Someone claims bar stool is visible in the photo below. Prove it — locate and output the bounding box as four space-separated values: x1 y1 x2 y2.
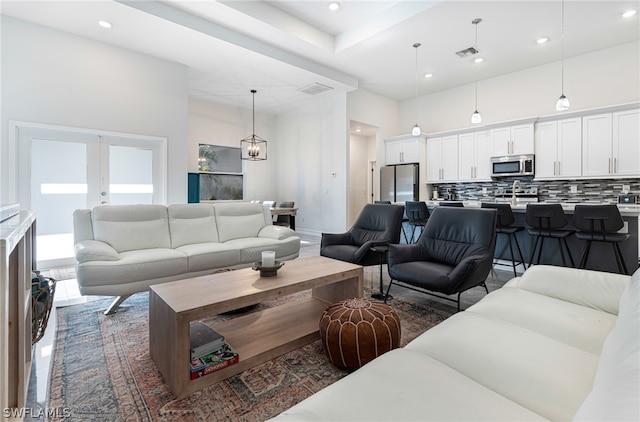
525 204 575 268
405 201 429 243
572 204 630 275
481 203 526 277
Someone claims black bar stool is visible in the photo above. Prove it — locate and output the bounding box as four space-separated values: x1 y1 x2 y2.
572 204 630 275
525 204 575 268
481 203 526 277
405 201 430 243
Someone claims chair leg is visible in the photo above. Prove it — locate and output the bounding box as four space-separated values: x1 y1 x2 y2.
613 242 629 275
579 240 592 269
457 292 461 312
528 236 539 269
536 237 545 265
507 233 517 278
482 282 489 294
558 238 567 267
512 234 526 274
562 238 575 267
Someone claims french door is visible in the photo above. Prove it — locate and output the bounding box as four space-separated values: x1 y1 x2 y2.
17 124 166 268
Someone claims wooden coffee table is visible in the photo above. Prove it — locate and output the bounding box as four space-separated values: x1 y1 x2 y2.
149 256 363 398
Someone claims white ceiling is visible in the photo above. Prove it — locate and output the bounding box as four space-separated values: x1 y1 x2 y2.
2 0 639 116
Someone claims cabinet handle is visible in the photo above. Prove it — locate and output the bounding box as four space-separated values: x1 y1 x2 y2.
608 158 612 174
558 161 561 175
614 157 617 174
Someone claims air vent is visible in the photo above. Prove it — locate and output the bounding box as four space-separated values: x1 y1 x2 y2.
298 82 334 95
455 46 479 58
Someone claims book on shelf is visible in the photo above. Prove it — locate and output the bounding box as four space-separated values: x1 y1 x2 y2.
189 343 240 380
190 321 225 360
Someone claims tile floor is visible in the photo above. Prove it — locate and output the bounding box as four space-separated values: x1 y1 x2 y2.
27 233 517 413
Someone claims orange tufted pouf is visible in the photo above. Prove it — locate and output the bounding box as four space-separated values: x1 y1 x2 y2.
319 297 401 370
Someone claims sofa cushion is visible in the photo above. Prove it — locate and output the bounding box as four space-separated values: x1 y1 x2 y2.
466 287 617 354
273 348 547 421
506 265 628 315
176 243 240 272
573 269 639 421
76 248 188 286
405 311 599 421
91 204 171 252
214 203 271 242
223 237 301 264
168 204 219 247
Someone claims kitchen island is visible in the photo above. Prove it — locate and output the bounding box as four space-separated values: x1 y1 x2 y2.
427 201 639 274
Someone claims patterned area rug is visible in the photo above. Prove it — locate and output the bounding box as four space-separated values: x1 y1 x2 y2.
47 290 452 421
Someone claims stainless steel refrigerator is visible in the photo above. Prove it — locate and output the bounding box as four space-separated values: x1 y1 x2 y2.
380 163 419 203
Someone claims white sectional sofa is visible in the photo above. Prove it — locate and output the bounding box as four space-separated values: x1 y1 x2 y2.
272 265 639 421
73 202 300 314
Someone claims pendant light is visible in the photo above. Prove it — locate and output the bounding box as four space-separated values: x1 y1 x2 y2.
411 43 421 136
471 18 482 124
241 89 267 161
556 0 570 111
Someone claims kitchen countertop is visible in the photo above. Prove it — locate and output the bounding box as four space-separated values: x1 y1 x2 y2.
426 201 640 217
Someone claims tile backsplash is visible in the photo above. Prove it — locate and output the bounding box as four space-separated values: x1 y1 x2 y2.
432 177 639 203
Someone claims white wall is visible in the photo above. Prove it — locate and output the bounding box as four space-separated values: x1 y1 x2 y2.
1 16 189 204
188 97 278 201
277 94 348 234
398 41 640 134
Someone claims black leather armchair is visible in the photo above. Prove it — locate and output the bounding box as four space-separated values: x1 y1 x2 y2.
320 203 405 266
385 207 497 311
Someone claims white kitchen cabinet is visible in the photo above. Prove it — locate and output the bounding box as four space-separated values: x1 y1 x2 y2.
458 130 491 181
612 109 640 177
384 135 420 165
534 117 582 179
582 110 639 178
427 135 458 182
492 123 534 156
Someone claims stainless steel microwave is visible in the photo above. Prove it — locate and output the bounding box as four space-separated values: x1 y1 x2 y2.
491 154 535 177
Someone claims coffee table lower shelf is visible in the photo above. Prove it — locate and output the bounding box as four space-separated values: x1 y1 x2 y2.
153 296 330 398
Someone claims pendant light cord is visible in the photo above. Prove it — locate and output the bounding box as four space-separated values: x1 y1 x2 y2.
251 89 256 136
560 0 565 94
413 43 420 125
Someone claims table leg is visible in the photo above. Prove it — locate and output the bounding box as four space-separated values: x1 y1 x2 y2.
371 251 392 301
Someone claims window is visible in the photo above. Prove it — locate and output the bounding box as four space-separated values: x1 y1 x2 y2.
198 144 243 200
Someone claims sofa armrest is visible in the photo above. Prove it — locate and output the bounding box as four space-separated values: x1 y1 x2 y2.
74 240 120 263
507 265 630 315
258 225 297 241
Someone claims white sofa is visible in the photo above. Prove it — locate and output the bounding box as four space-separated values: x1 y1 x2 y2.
272 265 639 421
73 202 300 314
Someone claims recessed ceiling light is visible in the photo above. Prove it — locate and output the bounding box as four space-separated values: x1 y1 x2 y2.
622 10 637 18
424 73 433 78
328 2 340 11
537 37 549 44
474 57 484 64
355 128 362 133
98 20 112 29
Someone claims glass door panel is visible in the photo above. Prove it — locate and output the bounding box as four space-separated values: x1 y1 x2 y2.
30 138 90 267
107 144 154 205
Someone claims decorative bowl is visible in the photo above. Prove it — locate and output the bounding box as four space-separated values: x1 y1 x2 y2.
251 260 284 277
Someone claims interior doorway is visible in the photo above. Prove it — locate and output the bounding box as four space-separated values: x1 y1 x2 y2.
15 122 166 269
348 120 379 227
